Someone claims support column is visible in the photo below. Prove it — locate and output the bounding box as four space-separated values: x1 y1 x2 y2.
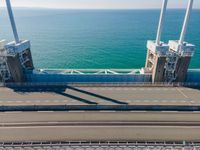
144 0 169 83
168 0 195 82
179 0 194 45
5 0 20 44
156 0 168 45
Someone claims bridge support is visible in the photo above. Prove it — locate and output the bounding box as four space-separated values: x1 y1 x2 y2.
168 0 195 82
144 0 195 83
0 0 34 83
144 0 169 83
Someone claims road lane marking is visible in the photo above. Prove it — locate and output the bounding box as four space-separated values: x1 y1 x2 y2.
176 88 189 99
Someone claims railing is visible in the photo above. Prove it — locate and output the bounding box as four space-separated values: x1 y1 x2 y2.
0 141 199 149
37 69 142 75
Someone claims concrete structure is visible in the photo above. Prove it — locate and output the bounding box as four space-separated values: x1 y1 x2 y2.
1 86 200 107
145 0 169 83
0 0 34 83
167 0 195 83
0 111 200 145
145 0 195 83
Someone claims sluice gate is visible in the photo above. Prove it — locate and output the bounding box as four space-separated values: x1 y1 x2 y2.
0 0 198 85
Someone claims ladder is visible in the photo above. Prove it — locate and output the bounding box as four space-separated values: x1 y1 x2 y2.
164 52 179 83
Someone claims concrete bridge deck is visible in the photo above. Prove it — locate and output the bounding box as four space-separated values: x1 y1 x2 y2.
0 86 200 106
0 111 200 142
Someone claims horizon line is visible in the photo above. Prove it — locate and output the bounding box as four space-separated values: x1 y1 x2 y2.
0 6 200 10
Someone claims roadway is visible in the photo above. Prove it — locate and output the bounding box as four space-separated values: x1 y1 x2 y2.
0 86 200 106
0 111 200 142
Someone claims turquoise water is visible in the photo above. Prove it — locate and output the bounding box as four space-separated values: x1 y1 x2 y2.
0 9 199 69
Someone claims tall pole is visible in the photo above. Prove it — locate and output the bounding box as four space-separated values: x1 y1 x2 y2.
156 0 168 45
5 0 20 44
179 0 194 45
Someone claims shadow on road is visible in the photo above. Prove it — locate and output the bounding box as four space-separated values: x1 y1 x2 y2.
7 85 128 105
68 86 128 105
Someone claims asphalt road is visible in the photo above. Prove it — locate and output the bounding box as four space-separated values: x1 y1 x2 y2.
0 86 200 106
0 111 200 142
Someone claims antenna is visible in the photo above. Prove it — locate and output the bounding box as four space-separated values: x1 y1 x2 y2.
179 0 194 45
5 0 20 44
156 0 168 45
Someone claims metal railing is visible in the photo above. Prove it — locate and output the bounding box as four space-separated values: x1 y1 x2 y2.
37 69 142 75
0 141 199 149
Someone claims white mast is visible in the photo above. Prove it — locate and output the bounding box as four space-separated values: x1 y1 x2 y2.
179 0 194 45
5 0 20 44
156 0 168 45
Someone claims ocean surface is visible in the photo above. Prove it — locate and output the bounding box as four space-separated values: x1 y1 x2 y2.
0 8 199 69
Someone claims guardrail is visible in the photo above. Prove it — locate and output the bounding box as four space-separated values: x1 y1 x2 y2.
0 141 199 148
1 105 200 112
37 69 142 75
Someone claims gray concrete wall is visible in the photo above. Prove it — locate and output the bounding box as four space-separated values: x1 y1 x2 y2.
7 54 25 82
152 56 166 83
175 57 191 82
23 49 34 70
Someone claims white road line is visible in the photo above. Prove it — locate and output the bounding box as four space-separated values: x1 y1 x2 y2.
176 88 189 99
4 111 22 113
37 111 54 113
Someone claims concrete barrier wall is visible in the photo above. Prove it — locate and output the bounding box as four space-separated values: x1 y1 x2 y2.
186 70 200 82
1 105 200 112
25 70 200 84
26 74 152 83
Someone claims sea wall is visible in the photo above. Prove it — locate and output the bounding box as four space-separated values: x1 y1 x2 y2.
24 69 200 85
26 73 152 83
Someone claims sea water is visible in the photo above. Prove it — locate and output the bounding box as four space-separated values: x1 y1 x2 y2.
0 9 199 69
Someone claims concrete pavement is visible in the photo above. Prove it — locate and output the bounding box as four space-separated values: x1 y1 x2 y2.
0 86 200 106
0 111 200 142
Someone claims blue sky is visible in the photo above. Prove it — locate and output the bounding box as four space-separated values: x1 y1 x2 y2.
2 0 200 9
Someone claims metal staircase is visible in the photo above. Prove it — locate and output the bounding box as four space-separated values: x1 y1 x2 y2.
19 51 30 69
164 52 179 83
0 54 11 82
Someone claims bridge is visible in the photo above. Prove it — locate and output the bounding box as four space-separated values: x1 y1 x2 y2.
0 0 200 148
